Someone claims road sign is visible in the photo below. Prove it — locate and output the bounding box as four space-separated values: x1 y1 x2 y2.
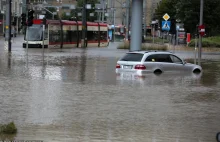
198 25 205 37
187 33 191 43
162 21 171 31
163 13 170 21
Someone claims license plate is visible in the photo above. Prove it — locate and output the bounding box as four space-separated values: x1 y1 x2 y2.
122 73 133 80
123 65 132 69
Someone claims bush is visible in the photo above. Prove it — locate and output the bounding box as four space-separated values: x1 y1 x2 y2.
117 42 167 51
188 36 220 48
0 122 17 134
145 37 169 43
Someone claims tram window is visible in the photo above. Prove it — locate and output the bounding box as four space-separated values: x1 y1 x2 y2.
49 30 61 43
63 30 78 42
78 31 82 40
72 31 78 42
100 31 107 40
87 31 99 41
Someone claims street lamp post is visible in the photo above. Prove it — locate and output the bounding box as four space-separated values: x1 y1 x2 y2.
198 0 204 66
125 0 130 41
40 7 55 19
82 0 87 48
102 0 105 23
5 0 12 52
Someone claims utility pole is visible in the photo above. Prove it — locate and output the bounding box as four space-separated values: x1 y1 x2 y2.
112 0 115 42
198 0 204 66
130 0 143 51
111 0 114 24
113 8 116 42
5 0 12 52
125 0 130 41
102 0 105 23
82 0 87 48
143 0 146 38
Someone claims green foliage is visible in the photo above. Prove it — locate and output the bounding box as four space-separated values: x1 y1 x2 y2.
188 36 220 48
45 8 59 20
155 0 220 36
61 12 71 20
72 0 99 22
155 0 178 21
145 37 169 43
117 43 167 51
0 122 17 134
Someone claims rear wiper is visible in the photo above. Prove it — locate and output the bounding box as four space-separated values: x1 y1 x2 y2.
121 59 128 61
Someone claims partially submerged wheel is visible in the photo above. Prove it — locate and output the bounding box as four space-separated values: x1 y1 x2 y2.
154 69 162 74
193 68 201 74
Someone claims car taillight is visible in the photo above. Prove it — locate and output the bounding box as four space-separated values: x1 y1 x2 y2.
116 64 121 68
135 64 146 70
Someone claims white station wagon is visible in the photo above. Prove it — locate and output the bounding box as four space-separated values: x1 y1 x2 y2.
116 51 202 75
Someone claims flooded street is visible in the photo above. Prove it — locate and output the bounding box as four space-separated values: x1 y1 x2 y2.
0 40 220 142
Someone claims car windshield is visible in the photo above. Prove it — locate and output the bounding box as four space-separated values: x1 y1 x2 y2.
120 53 143 62
25 24 43 41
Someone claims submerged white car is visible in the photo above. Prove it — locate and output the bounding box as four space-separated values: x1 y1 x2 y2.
116 51 202 75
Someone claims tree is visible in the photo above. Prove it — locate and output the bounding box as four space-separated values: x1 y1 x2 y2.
175 0 200 34
176 0 220 36
61 12 72 20
72 0 99 22
45 7 59 20
155 0 220 36
155 0 178 21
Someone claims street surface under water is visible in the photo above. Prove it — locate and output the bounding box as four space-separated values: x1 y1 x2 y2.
0 39 220 142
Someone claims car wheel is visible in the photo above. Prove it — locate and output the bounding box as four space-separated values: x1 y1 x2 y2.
216 132 220 142
154 69 162 74
193 68 201 74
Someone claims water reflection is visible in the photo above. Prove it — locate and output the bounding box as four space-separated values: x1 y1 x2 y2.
116 72 202 86
79 48 87 83
0 50 220 141
0 134 16 141
7 53 11 70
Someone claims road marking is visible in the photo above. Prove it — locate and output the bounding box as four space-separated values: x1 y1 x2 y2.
4 41 8 51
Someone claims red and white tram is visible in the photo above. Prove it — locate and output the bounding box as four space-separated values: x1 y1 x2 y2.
23 19 109 48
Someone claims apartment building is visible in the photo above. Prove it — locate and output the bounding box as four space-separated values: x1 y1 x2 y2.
106 0 161 26
0 0 23 34
106 0 127 25
0 0 162 34
145 0 162 26
46 0 77 16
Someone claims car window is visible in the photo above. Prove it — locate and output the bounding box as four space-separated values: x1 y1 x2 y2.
170 55 183 64
120 53 143 62
145 54 172 63
145 54 157 62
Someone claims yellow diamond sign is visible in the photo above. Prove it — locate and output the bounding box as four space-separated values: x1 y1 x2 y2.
163 13 170 21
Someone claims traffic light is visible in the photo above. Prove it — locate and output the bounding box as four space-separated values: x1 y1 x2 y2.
27 9 34 26
21 13 26 26
12 17 17 26
170 19 176 34
43 17 47 25
155 23 159 31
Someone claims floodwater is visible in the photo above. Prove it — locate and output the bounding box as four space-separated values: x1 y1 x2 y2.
0 45 220 142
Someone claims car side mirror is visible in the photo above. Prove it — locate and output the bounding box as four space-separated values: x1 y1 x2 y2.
183 61 187 65
217 132 220 142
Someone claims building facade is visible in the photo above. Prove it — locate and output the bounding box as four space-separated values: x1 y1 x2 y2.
145 0 162 26
106 0 127 25
0 0 162 35
105 0 162 26
0 0 23 35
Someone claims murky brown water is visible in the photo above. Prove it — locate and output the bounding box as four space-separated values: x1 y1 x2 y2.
0 46 220 142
